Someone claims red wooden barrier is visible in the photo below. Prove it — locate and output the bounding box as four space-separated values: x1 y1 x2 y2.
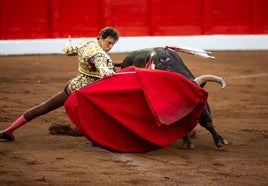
150 0 204 35
102 0 151 36
0 0 267 39
204 0 257 34
50 0 102 38
0 0 50 39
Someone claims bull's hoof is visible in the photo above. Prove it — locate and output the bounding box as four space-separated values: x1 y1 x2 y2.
0 131 15 141
182 141 194 149
216 138 228 148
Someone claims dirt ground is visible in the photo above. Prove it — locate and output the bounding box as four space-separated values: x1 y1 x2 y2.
0 51 267 186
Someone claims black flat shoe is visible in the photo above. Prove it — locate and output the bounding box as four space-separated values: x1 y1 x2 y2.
0 131 15 141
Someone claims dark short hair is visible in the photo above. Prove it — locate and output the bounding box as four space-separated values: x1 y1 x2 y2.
97 27 119 42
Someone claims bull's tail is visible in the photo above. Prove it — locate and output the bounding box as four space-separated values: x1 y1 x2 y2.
194 75 226 88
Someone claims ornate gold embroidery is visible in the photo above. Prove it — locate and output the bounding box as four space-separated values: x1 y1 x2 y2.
68 74 98 92
63 38 114 93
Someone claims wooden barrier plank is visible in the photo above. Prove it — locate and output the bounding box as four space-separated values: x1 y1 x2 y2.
0 0 50 39
0 0 267 39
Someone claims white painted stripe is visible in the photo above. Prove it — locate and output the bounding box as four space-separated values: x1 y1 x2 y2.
226 73 268 79
111 154 149 171
0 35 268 55
95 148 150 171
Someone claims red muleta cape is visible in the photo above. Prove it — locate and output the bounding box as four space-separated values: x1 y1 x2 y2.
64 66 208 152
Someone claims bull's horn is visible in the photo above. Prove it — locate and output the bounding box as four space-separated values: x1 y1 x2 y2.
194 75 226 88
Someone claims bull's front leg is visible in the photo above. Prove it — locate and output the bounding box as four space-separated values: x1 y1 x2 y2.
182 134 194 149
199 103 228 148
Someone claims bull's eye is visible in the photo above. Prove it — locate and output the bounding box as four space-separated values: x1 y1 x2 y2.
154 58 168 70
160 59 165 63
159 57 170 66
166 57 170 62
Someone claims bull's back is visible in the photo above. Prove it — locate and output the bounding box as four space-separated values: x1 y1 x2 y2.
121 48 153 68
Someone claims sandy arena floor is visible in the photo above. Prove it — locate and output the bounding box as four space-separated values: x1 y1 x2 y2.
0 51 267 185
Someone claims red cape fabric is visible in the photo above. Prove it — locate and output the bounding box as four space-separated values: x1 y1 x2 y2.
64 66 208 152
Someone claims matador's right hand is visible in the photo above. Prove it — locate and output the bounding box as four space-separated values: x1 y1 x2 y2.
101 69 115 77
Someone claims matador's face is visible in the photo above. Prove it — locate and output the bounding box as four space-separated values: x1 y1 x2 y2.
98 36 116 52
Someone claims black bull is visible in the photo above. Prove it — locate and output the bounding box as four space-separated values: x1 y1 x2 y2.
115 47 228 149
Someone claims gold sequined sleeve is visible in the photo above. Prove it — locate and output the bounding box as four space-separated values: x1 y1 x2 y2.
63 47 78 56
92 53 114 76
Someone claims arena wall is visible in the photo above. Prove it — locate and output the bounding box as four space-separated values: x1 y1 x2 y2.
0 0 267 55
